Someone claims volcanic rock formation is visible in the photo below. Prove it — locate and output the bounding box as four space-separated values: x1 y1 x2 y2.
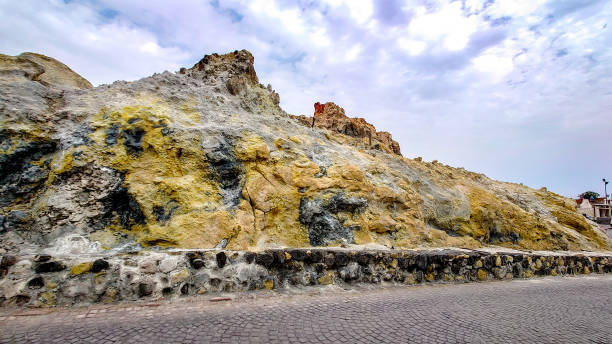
292 102 401 155
0 49 610 257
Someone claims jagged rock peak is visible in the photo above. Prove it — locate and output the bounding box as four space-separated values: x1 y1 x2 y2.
292 101 402 156
0 52 92 90
186 49 258 84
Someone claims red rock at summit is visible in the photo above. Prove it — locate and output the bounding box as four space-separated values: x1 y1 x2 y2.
293 102 402 156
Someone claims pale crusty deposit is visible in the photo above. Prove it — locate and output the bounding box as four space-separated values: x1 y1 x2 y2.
0 50 610 256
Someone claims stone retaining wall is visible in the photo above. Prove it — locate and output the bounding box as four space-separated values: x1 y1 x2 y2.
1 249 611 308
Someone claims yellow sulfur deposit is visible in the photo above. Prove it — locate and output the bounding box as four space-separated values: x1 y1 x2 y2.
1 49 609 256
70 262 93 276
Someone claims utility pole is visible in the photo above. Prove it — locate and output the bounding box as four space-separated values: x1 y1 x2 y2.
604 178 609 204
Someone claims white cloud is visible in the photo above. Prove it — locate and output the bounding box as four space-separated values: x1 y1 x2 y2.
398 38 426 55
472 52 514 80
311 28 331 47
0 0 189 84
463 0 487 14
409 2 478 51
345 0 373 24
249 0 305 34
323 0 373 24
487 0 548 17
344 44 363 61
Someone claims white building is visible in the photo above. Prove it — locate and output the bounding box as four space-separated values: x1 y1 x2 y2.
576 198 612 219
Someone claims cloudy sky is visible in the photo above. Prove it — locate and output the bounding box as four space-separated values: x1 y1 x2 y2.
1 0 611 198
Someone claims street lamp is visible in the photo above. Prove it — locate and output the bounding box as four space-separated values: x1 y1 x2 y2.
604 178 609 204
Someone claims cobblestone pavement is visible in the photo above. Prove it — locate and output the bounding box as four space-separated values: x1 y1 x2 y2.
1 275 611 343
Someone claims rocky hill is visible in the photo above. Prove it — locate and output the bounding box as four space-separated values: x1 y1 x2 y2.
1 49 610 257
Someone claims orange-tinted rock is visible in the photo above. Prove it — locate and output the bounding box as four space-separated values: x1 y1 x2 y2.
314 102 325 116
376 131 401 156
294 102 402 156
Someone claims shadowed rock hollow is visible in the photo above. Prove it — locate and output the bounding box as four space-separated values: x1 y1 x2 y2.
0 49 610 256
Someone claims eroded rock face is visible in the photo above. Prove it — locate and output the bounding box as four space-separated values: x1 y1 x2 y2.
0 50 610 256
0 52 92 90
292 102 401 155
190 49 258 85
298 193 367 246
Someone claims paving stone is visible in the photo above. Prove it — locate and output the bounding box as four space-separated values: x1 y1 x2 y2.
1 275 611 343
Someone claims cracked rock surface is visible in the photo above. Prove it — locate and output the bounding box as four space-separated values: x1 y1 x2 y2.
0 49 610 258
